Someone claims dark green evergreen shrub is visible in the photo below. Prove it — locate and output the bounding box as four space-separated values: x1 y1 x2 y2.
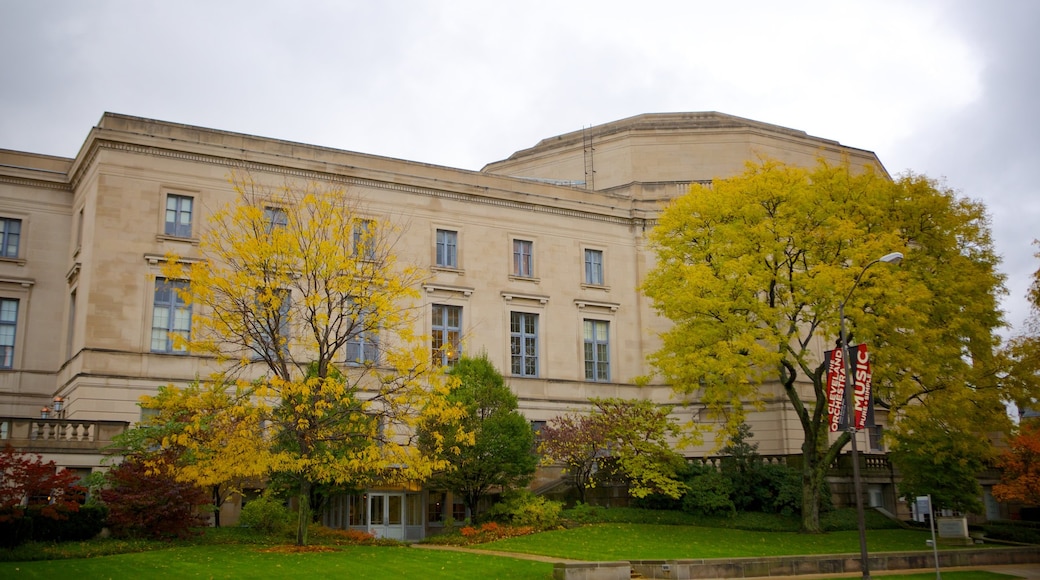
681 470 735 517
28 504 107 542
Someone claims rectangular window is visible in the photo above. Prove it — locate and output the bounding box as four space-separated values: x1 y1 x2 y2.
151 280 191 353
432 304 461 367
354 219 376 260
510 312 538 377
513 239 533 277
0 218 21 258
583 319 610 382
435 229 458 268
164 195 193 238
257 288 290 360
264 207 288 232
0 298 17 369
345 308 380 366
869 425 885 452
584 249 604 285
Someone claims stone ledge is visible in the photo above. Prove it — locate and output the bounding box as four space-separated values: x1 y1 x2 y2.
553 561 631 580
627 547 1039 579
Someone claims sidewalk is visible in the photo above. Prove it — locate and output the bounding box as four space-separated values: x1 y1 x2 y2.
412 543 1040 578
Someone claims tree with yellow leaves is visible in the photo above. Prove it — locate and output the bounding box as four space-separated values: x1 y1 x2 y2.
642 159 1009 532
161 174 465 545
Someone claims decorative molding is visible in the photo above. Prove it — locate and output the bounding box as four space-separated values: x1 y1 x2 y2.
423 283 474 297
574 299 620 312
65 262 81 283
0 276 35 287
501 291 550 305
82 140 635 226
143 253 203 266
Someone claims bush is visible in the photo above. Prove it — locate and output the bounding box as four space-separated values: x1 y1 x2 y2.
0 513 32 548
982 522 1040 544
238 495 294 536
682 470 735 517
563 502 603 525
485 490 562 530
99 457 211 539
29 504 107 542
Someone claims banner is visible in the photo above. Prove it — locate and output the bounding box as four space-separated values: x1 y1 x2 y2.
824 344 873 432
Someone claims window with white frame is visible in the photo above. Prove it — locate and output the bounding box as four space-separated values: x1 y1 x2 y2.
868 425 885 452
345 306 379 366
583 319 610 382
436 229 458 268
264 207 288 232
510 312 538 377
584 249 604 285
432 304 461 367
164 194 193 238
151 279 191 353
0 298 17 368
256 288 290 360
513 239 533 277
0 218 21 259
354 219 376 260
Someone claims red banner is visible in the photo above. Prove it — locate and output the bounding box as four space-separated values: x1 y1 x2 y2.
825 344 873 432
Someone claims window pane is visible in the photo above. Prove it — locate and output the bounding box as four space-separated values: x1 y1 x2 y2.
0 218 21 258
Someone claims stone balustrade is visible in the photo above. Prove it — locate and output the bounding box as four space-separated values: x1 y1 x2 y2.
0 417 129 454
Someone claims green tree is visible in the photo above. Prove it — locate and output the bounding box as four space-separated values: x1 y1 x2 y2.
642 159 1009 532
419 354 536 520
162 174 465 545
112 380 268 527
539 398 687 502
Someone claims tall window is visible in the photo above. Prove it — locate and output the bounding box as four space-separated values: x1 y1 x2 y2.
868 425 885 452
345 309 380 365
354 219 376 260
264 207 288 232
0 298 17 369
151 280 191 353
513 239 533 277
436 229 458 268
0 218 21 258
257 288 290 359
432 304 461 367
67 291 76 358
164 195 193 237
583 319 610 382
510 312 538 377
584 249 604 285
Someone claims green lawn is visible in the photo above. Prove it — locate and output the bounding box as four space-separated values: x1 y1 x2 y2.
0 544 553 579
478 523 943 561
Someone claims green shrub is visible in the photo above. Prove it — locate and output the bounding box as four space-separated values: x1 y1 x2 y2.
682 470 735 517
563 502 603 524
29 504 107 542
981 522 1040 544
238 495 294 536
485 490 562 530
0 512 32 548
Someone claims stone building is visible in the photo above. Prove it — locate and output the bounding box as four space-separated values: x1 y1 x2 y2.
0 111 913 536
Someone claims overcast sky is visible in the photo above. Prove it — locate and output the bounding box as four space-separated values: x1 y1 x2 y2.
1 0 1037 335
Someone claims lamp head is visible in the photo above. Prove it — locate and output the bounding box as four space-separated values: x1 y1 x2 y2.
878 252 903 265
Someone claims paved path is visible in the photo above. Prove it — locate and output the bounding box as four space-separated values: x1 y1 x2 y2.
412 544 1040 578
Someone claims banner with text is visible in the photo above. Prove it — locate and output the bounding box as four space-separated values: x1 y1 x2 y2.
825 344 874 432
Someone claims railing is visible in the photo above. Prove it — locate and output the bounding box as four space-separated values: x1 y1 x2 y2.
688 453 894 474
0 417 129 454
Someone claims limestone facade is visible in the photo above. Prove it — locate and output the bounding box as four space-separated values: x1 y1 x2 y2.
0 111 887 468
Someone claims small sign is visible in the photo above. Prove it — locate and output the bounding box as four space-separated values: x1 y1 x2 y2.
937 517 969 539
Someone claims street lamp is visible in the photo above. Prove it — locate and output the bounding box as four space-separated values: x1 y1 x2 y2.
839 251 902 580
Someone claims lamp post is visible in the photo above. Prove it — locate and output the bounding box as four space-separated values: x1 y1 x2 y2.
839 251 902 580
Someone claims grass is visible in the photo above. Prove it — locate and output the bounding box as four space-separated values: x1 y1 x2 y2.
477 523 941 560
0 544 553 579
0 509 1028 579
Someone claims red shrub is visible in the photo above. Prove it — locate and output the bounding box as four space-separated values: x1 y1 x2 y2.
99 456 211 539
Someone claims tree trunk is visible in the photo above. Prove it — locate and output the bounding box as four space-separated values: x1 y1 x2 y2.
801 462 822 533
296 480 311 546
212 485 222 527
